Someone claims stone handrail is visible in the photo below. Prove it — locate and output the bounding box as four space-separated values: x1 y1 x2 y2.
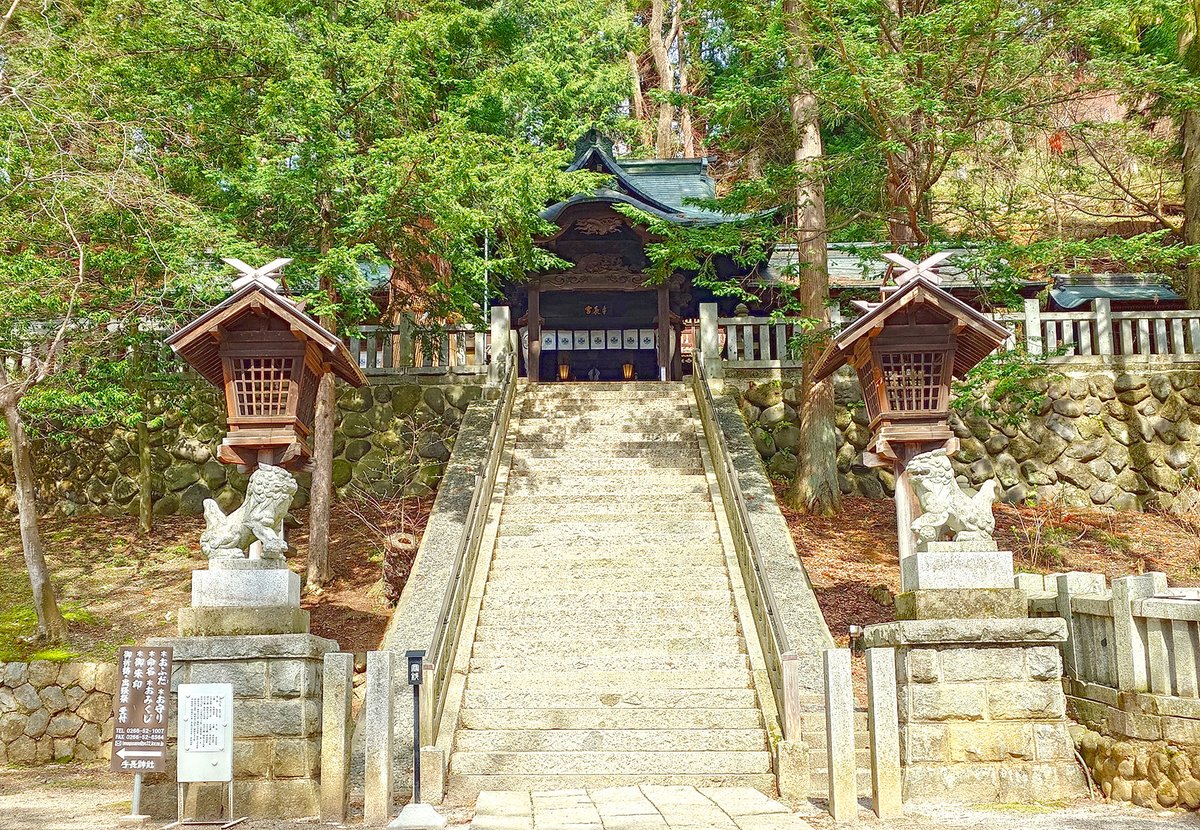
692 358 835 742
421 333 516 746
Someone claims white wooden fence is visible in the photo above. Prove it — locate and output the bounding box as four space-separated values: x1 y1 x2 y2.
700 298 1200 375
343 325 490 374
995 299 1200 361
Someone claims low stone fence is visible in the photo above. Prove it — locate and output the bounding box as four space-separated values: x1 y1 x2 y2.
730 367 1200 512
0 374 482 519
1024 572 1200 808
0 660 116 765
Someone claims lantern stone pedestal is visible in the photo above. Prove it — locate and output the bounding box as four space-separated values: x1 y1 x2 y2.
139 560 336 820
897 540 1026 621
862 619 1086 803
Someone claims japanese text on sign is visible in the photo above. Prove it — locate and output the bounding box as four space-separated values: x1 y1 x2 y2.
109 646 172 774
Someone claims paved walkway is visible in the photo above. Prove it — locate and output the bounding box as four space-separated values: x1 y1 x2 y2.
469 786 813 830
465 786 1200 830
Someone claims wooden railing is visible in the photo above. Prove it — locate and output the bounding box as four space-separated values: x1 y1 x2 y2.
344 324 490 374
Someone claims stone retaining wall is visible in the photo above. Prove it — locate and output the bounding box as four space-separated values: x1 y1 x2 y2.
729 368 1200 511
0 660 116 765
0 375 481 519
1070 688 1200 809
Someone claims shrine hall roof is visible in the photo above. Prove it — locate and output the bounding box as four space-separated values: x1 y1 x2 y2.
542 138 757 227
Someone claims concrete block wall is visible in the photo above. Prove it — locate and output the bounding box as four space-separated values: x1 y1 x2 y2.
730 368 1200 512
0 661 116 765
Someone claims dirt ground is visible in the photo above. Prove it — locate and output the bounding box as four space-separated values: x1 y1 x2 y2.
777 490 1200 648
3 764 1200 830
0 497 432 664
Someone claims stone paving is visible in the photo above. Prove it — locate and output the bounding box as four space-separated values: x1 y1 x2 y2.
468 786 815 830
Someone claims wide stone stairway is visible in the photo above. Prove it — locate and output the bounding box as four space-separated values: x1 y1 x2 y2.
445 382 775 798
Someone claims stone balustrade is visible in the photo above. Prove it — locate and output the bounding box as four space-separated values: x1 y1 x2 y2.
1024 571 1200 809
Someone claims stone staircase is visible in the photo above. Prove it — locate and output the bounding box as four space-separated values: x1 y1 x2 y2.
446 382 775 798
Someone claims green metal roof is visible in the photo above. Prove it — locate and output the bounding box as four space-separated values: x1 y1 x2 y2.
545 136 755 226
1050 274 1181 309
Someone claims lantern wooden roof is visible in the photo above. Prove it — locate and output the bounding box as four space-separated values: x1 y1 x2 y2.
166 281 367 389
812 275 1010 382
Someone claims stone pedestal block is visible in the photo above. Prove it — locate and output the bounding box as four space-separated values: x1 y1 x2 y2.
896 588 1027 621
191 559 300 608
177 606 309 637
900 545 1014 591
138 632 337 820
861 618 1086 804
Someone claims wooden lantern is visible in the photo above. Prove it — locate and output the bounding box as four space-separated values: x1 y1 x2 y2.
167 260 367 470
813 267 1010 465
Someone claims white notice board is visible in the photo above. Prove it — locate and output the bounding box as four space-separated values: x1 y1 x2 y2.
177 683 233 783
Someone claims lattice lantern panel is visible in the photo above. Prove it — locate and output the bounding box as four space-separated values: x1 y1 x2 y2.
879 350 948 414
230 356 296 418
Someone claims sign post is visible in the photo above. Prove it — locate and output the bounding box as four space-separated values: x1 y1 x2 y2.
387 650 445 829
167 682 244 829
111 646 172 826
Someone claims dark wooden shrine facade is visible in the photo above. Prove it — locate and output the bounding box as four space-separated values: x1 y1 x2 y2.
505 132 760 383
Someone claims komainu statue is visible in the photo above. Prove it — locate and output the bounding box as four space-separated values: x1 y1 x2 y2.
200 464 298 559
907 449 997 543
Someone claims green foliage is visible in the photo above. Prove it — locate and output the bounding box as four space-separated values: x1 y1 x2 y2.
951 344 1057 428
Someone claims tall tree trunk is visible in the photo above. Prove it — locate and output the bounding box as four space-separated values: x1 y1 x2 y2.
1182 4 1200 308
2 398 68 642
130 334 152 533
676 0 695 158
784 1 840 516
307 196 337 593
649 0 676 157
627 51 655 149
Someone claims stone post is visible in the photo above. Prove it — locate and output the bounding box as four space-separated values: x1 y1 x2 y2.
1112 572 1167 694
1054 572 1107 682
1094 298 1114 356
488 306 510 387
1023 298 1042 356
699 303 724 382
866 648 902 819
824 648 857 820
320 652 354 823
364 650 395 826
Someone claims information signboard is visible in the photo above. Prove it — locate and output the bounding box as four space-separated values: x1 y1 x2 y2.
178 683 234 783
109 646 172 774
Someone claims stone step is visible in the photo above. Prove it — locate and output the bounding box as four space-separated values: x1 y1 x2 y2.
520 402 692 413
463 688 758 710
807 768 874 797
487 548 727 565
481 573 728 593
454 729 769 753
465 669 753 690
515 436 698 448
445 773 779 801
468 654 749 673
479 590 734 611
515 447 701 461
510 459 703 473
524 381 688 394
470 635 746 659
473 620 741 642
514 430 698 443
457 707 765 731
498 504 714 520
475 608 738 630
450 750 773 776
505 479 711 493
495 521 717 538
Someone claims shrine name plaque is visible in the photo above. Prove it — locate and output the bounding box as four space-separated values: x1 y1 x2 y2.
177 683 233 783
109 646 172 774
